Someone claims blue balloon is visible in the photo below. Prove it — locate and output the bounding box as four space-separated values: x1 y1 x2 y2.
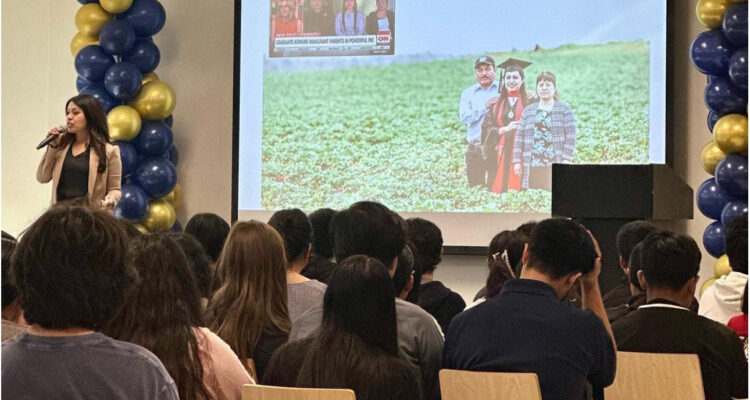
122 38 160 74
697 177 735 220
77 0 99 3
708 111 720 133
133 157 177 197
170 220 183 232
74 45 115 82
121 0 167 37
715 154 748 198
166 145 179 167
690 30 734 76
99 20 136 55
723 3 748 47
115 141 139 177
133 120 173 156
79 83 119 112
721 199 748 229
104 62 142 101
76 76 92 92
114 184 149 221
704 76 748 115
164 114 173 127
729 47 748 90
703 221 726 258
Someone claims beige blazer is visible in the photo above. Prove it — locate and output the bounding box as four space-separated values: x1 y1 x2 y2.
36 142 122 209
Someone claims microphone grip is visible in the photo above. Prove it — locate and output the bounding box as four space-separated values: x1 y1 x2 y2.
36 126 67 150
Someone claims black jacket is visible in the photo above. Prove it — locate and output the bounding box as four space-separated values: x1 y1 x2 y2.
419 280 465 333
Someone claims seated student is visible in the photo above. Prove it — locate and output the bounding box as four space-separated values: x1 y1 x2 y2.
472 230 525 303
303 0 334 36
265 256 420 400
185 213 231 266
701 214 748 324
443 218 615 400
727 286 748 360
613 230 748 400
102 234 253 400
2 204 178 399
269 209 327 323
606 242 648 323
168 232 214 302
407 217 465 333
393 245 416 300
404 241 423 304
1 232 27 342
302 208 338 283
289 201 444 400
603 221 658 309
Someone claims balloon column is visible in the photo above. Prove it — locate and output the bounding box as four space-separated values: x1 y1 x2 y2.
72 0 183 231
693 0 747 289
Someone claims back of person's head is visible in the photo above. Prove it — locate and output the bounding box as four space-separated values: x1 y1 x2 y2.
117 218 144 240
726 213 748 274
489 230 527 270
11 204 135 330
167 232 213 298
526 218 596 279
627 242 646 291
404 242 422 304
516 221 537 238
309 208 337 259
640 231 701 290
331 201 406 267
184 213 230 262
101 233 207 400
485 252 516 299
2 232 18 309
405 218 443 274
393 245 414 296
268 208 313 264
205 220 290 359
616 220 658 263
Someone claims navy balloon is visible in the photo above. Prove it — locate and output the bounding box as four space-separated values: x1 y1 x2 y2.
74 45 115 82
104 62 142 101
122 38 160 74
99 20 136 55
164 114 173 127
697 177 734 220
79 83 119 112
690 30 734 76
121 0 167 37
729 47 748 90
708 111 720 133
77 0 98 3
114 184 149 221
76 76 92 92
723 3 748 47
134 121 173 156
115 141 139 177
167 145 179 167
705 76 748 115
170 220 183 232
133 157 177 197
721 200 748 229
715 154 748 198
703 221 726 258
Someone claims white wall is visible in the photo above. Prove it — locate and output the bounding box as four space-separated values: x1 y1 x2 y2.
1 1 722 299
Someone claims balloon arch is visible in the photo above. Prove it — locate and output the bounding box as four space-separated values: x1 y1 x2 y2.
72 0 183 232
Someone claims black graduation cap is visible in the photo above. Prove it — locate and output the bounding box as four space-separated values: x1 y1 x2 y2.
497 57 532 92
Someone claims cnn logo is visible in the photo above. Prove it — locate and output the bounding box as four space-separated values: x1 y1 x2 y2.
376 31 391 44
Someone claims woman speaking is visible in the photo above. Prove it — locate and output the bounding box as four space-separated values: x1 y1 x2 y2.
36 94 121 210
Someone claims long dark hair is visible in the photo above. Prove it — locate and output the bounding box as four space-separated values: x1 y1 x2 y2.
101 233 209 400
485 230 526 298
62 94 110 173
340 0 358 32
498 67 529 106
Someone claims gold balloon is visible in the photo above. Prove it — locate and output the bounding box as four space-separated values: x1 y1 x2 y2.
100 0 134 14
163 183 184 210
140 199 176 232
70 32 99 56
141 71 160 85
130 81 176 120
134 224 149 234
699 277 717 298
700 140 727 175
714 254 732 277
714 114 748 155
696 0 730 29
107 106 142 142
74 4 113 37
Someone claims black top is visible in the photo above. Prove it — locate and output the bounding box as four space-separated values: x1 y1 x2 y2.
443 279 616 400
419 280 465 333
602 275 631 309
301 255 337 284
249 329 289 383
613 299 748 400
303 8 334 36
56 145 89 202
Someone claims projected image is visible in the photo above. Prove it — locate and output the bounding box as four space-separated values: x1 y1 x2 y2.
269 0 395 57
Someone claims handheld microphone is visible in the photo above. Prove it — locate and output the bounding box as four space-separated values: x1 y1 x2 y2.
36 125 67 150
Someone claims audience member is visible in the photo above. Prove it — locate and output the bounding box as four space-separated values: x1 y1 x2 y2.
204 221 290 383
303 0 334 36
269 209 327 323
2 204 178 399
443 218 615 400
265 256 420 400
472 230 525 302
393 245 415 300
404 241 423 304
603 221 657 309
168 232 213 300
515 220 537 238
1 232 27 341
701 213 748 323
102 234 253 400
289 201 444 400
613 230 748 400
727 286 748 359
407 218 465 333
303 208 338 283
606 242 648 323
185 212 231 264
